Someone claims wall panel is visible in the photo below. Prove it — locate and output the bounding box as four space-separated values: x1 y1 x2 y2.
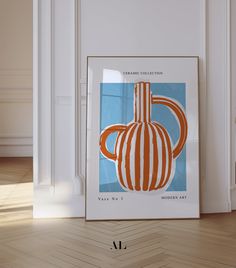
0 0 33 156
34 0 232 217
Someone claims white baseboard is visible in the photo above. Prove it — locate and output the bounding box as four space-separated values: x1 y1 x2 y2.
0 145 33 157
231 187 236 210
0 136 33 157
33 186 85 218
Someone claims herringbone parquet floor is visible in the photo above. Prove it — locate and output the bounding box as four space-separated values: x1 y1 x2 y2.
1 158 236 268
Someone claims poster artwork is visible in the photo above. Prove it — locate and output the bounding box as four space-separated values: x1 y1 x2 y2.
86 57 199 220
99 82 187 193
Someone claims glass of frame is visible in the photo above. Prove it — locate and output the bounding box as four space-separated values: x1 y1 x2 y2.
86 56 199 220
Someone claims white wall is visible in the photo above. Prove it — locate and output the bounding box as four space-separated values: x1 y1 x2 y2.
34 0 232 217
0 0 32 157
80 0 231 213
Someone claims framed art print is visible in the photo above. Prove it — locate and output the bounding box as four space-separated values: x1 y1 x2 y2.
86 56 199 220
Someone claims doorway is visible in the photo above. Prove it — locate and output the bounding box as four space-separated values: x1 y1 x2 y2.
0 0 33 222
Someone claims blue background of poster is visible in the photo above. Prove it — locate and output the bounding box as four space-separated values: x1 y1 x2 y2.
99 83 186 192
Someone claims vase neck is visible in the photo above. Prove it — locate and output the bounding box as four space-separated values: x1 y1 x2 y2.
134 82 151 122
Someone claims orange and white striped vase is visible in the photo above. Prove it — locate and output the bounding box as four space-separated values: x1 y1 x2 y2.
100 82 188 192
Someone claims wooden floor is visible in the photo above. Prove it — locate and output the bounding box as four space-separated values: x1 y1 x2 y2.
1 158 236 268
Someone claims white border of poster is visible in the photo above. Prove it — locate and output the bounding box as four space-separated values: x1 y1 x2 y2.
86 56 199 220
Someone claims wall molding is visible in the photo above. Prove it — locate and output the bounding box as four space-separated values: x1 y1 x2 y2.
33 0 85 218
0 145 32 157
0 88 32 103
0 70 32 158
76 0 85 194
34 0 52 186
33 0 39 184
0 69 32 89
0 135 33 146
230 0 236 209
199 0 207 213
202 0 232 213
0 68 32 75
50 0 55 188
225 0 232 211
0 135 32 157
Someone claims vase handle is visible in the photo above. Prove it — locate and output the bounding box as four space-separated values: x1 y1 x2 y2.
152 96 188 159
100 124 127 161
